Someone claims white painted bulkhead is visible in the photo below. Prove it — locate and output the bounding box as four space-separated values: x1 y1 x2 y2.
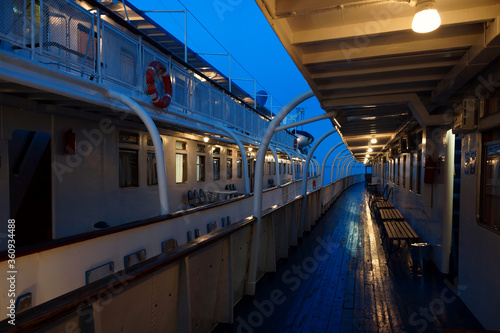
459 132 500 330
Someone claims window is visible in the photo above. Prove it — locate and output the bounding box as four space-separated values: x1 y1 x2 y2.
120 131 139 144
479 129 500 231
267 162 271 175
403 155 407 188
213 147 220 155
119 149 138 187
176 141 187 150
237 158 242 178
147 151 158 185
227 158 233 179
417 150 422 194
227 149 232 156
176 153 187 183
197 144 205 153
213 157 220 180
410 153 414 192
397 158 400 186
197 155 205 182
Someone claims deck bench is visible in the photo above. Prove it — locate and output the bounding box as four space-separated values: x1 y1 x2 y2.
382 221 419 259
378 208 405 223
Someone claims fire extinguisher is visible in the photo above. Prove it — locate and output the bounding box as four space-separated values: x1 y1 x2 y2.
424 156 436 184
313 179 316 189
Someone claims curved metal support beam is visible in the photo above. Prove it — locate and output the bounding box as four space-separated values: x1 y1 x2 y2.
248 89 314 295
281 148 296 182
331 149 349 183
299 128 337 236
106 90 169 215
269 145 281 187
320 143 344 186
345 160 355 178
336 154 352 181
163 107 250 195
349 162 358 176
340 157 354 179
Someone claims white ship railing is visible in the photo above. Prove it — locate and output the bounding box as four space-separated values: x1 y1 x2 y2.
0 174 363 332
0 0 294 149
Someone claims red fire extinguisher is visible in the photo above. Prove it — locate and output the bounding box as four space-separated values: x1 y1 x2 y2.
313 180 316 189
424 156 436 184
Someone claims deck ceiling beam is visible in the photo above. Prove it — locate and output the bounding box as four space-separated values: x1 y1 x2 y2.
302 34 478 65
432 16 500 102
317 73 443 91
292 4 500 45
310 59 457 79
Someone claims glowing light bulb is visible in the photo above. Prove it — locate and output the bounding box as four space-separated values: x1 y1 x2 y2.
412 1 441 33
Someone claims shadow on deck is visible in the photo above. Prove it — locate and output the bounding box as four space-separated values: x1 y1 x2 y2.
215 182 483 333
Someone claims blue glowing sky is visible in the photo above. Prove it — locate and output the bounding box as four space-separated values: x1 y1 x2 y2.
128 0 355 178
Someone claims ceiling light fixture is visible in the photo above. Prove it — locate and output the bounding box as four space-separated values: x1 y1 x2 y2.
371 138 377 144
203 136 209 143
412 0 441 33
368 148 373 152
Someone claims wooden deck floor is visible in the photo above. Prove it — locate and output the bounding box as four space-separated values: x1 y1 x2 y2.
218 183 483 333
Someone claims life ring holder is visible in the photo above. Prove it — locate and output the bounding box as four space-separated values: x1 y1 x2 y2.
146 61 172 109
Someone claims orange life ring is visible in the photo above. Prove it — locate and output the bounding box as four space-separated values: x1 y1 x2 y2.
146 61 172 108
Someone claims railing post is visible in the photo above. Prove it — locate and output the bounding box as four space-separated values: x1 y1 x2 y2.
298 128 337 236
247 89 314 295
320 143 344 186
331 149 349 183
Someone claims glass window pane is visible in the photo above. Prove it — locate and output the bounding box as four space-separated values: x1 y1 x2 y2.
227 158 233 179
237 158 242 178
197 155 205 182
147 151 158 185
176 153 187 183
119 149 138 187
213 157 220 180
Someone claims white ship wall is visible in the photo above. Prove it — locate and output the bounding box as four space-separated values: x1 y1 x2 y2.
459 132 500 330
373 126 455 274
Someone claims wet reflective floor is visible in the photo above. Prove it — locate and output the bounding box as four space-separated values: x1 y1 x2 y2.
217 183 483 333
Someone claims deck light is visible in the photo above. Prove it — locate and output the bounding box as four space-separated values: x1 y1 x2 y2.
203 136 209 143
248 147 253 152
368 148 373 153
371 138 377 144
366 154 370 158
412 0 441 33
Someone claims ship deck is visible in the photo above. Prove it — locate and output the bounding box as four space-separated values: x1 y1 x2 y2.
216 183 483 333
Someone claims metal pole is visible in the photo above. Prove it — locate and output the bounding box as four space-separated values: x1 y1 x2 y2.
340 157 354 179
106 90 169 215
320 143 344 186
298 128 337 236
229 53 232 92
331 149 349 183
269 145 280 187
337 153 351 181
184 10 187 63
247 89 314 295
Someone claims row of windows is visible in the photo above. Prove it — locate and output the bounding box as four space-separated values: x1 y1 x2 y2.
373 150 423 195
118 132 302 188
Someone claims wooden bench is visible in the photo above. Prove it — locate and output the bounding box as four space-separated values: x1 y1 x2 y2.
382 221 419 259
378 208 405 223
371 200 394 212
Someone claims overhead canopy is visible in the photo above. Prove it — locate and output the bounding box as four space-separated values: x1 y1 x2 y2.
255 0 500 161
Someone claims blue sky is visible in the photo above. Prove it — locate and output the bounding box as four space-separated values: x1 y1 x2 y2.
128 0 356 179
